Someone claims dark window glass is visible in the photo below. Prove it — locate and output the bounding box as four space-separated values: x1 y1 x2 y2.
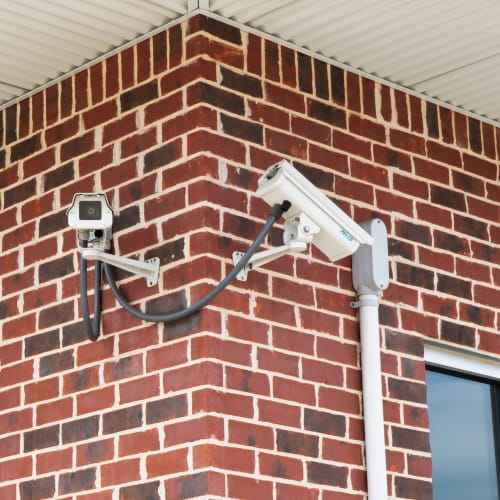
426 368 500 500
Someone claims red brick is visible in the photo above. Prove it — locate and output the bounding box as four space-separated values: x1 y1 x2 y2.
361 78 376 117
226 366 270 396
349 114 386 143
332 129 371 159
146 448 188 478
394 89 409 127
76 439 114 466
60 131 95 162
394 172 429 199
265 82 305 113
36 448 72 475
277 483 320 500
474 283 500 309
259 452 303 480
302 357 343 387
117 225 158 255
468 196 499 223
0 456 32 481
323 438 364 465
3 222 36 252
164 415 224 447
1 359 34 385
194 443 255 473
300 307 342 336
136 38 151 82
225 314 269 344
103 353 143 383
192 388 253 418
390 128 425 155
187 129 246 162
463 153 498 180
78 146 114 178
228 419 274 450
118 325 159 355
404 404 429 428
102 113 137 144
101 458 140 487
119 374 160 404
36 397 73 425
83 100 118 129
0 387 20 412
186 34 243 68
89 62 104 105
165 471 225 499
271 275 315 305
317 289 355 319
258 347 299 377
318 387 361 415
482 122 496 158
23 148 57 178
271 328 312 359
249 100 290 131
307 460 348 488
228 474 273 499
409 95 424 133
0 435 19 459
254 297 296 325
119 428 159 457
77 386 115 415
146 340 189 372
161 57 215 94
273 376 316 406
377 188 414 217
163 360 223 393
346 72 361 112
479 329 500 354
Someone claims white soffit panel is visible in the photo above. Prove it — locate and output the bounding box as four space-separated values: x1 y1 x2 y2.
0 0 189 103
1 0 500 124
210 0 500 123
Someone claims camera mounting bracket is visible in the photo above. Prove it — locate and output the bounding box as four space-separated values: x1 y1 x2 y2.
82 248 160 287
232 212 320 281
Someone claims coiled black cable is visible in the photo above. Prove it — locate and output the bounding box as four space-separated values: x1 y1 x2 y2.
79 202 289 341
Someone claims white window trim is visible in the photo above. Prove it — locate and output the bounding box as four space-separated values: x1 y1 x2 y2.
425 341 500 381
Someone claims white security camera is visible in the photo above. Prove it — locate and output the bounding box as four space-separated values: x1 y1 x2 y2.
67 192 160 287
257 160 373 261
67 193 114 231
233 160 374 281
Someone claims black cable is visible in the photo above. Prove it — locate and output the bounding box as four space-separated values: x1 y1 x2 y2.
80 255 102 341
103 202 289 324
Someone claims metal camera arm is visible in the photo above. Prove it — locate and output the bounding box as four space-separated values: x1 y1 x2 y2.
77 228 160 288
232 212 320 281
81 249 160 288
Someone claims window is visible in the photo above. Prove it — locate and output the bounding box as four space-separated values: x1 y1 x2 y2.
426 365 500 500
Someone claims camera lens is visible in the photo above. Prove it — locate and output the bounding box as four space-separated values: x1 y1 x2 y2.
79 200 102 220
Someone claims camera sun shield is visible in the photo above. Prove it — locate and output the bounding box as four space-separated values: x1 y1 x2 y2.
67 193 114 231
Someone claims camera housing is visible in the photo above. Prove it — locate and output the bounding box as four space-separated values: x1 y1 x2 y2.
67 193 114 231
256 160 373 262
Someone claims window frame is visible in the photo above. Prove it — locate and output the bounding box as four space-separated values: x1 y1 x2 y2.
425 342 500 499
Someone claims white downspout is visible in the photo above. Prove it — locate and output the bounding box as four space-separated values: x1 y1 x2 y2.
357 293 387 499
352 219 390 500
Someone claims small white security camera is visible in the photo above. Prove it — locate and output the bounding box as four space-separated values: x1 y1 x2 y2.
68 192 160 287
67 193 114 231
256 160 373 262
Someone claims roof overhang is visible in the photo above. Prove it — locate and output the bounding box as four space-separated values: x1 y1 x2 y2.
2 0 500 126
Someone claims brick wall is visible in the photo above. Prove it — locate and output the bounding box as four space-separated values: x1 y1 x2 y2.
0 13 499 500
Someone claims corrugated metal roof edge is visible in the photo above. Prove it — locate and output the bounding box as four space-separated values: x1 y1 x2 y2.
1 8 499 129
